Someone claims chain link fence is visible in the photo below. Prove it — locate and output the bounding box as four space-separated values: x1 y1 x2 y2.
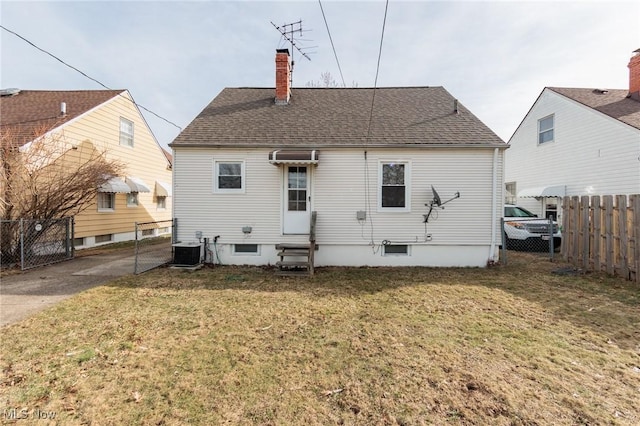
500 217 560 264
134 219 176 274
1 217 74 271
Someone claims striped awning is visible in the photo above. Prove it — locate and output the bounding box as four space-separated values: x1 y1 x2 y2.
125 176 151 193
155 180 172 197
98 176 130 193
269 150 319 165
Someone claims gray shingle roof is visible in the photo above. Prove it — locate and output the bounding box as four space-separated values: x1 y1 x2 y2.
171 87 506 148
548 87 640 130
0 89 123 147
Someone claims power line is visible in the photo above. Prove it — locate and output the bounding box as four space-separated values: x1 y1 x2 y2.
0 24 182 132
366 0 389 140
318 0 346 87
363 0 390 248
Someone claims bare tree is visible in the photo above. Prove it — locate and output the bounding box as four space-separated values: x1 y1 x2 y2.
306 71 340 88
1 126 124 261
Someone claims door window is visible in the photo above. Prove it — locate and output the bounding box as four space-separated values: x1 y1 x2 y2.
288 166 307 211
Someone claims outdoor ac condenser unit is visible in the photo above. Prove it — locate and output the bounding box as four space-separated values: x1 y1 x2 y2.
173 243 201 265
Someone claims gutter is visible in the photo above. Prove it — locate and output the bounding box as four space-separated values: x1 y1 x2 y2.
488 148 499 262
169 142 509 150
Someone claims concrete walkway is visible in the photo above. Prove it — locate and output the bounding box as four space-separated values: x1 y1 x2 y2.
0 249 140 327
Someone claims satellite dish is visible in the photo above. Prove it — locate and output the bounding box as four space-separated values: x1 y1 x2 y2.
431 185 442 207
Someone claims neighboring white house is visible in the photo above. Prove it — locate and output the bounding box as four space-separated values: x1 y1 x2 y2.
506 49 640 220
170 49 507 268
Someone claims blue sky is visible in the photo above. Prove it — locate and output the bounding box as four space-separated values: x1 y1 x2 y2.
1 1 639 150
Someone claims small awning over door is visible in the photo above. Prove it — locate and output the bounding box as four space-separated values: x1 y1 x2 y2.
98 176 130 193
518 185 565 198
269 150 319 165
125 176 151 193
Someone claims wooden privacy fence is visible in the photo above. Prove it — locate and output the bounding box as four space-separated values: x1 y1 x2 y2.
561 194 640 283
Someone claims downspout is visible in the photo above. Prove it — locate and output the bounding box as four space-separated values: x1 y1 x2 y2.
488 148 499 262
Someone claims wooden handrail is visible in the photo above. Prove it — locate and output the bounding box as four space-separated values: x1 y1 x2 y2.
309 211 317 243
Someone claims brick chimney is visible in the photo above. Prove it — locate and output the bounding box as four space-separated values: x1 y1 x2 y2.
628 48 640 101
275 49 291 105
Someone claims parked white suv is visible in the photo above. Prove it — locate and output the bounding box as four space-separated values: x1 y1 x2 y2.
504 204 562 251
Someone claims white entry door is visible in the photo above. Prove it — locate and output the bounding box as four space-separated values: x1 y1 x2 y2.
283 165 311 234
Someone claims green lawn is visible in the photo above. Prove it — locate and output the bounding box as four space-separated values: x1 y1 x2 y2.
1 252 638 425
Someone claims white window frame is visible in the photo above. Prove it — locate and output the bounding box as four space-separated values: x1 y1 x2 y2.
378 160 411 212
538 114 554 144
127 192 139 207
213 160 245 193
119 117 134 147
97 193 115 212
156 196 166 210
505 182 516 205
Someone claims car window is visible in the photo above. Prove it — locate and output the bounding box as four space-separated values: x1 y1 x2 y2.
504 206 537 217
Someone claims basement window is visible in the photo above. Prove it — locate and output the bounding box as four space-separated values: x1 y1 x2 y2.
383 244 409 256
141 229 155 237
95 234 113 244
233 244 259 255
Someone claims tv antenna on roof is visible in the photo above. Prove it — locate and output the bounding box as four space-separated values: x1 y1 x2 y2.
271 20 313 85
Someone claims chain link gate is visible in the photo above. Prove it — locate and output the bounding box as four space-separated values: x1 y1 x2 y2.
1 217 74 271
134 219 175 274
500 217 558 264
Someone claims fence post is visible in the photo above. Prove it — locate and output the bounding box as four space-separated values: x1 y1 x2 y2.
134 222 139 274
172 217 178 244
71 217 75 259
618 195 629 279
632 194 640 283
581 195 590 270
548 217 554 261
603 196 614 275
500 217 507 265
65 217 71 258
19 219 24 270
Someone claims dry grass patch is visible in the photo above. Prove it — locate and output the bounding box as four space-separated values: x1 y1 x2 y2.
1 252 639 425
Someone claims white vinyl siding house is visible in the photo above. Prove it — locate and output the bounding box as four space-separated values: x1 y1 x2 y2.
173 147 504 267
506 87 640 219
171 52 506 268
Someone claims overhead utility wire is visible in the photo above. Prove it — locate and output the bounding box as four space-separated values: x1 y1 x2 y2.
366 0 389 140
317 0 346 87
363 0 390 248
0 25 182 131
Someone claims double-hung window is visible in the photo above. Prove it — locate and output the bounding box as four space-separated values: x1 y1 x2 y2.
120 117 134 147
214 161 244 193
156 196 166 210
379 161 410 211
98 193 115 211
127 192 139 207
538 115 554 144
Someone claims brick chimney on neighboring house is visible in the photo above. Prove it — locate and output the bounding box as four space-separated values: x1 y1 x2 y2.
275 49 291 105
628 48 640 101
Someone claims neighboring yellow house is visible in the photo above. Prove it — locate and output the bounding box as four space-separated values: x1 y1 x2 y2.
0 89 173 248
